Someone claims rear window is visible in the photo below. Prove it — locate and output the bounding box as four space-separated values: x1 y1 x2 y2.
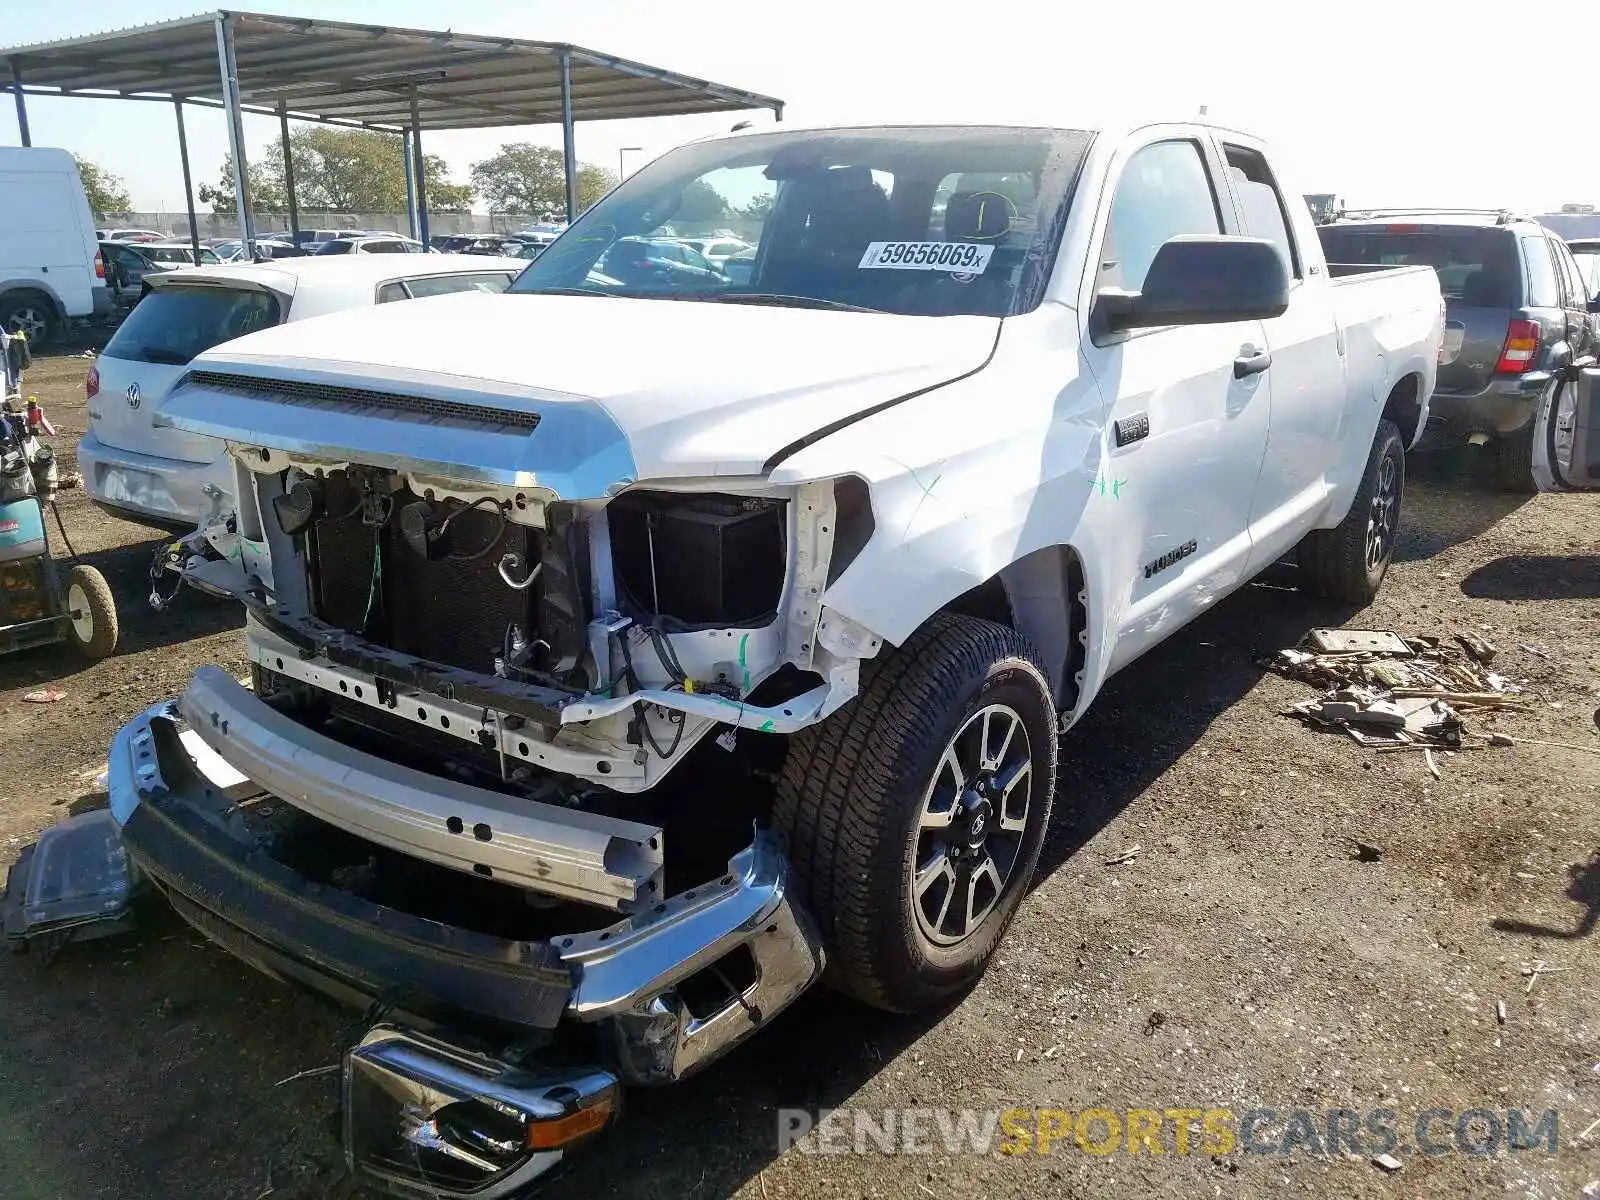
1317 225 1520 306
101 287 281 366
399 272 516 299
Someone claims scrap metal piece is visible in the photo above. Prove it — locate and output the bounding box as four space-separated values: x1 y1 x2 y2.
1 808 140 951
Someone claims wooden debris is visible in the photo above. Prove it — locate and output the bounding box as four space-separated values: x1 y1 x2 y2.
1372 1153 1404 1172
1424 748 1442 780
1104 845 1143 866
1496 999 1507 1024
1521 961 1573 994
1455 632 1497 664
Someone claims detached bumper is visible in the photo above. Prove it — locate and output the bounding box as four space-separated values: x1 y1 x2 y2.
107 673 825 1074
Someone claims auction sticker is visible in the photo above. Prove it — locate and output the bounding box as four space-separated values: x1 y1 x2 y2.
859 241 994 273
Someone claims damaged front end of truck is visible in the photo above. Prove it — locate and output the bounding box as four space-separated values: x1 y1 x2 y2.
85 363 893 1196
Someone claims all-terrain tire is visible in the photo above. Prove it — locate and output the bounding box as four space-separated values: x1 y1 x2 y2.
65 564 118 660
1298 418 1405 605
772 612 1058 1013
1493 421 1538 494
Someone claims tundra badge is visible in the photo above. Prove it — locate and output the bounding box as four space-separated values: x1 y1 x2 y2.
1143 539 1197 580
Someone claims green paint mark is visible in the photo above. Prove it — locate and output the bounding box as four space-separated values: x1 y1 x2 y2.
758 719 776 733
738 632 751 691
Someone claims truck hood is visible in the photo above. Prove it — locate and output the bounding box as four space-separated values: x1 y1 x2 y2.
164 292 999 493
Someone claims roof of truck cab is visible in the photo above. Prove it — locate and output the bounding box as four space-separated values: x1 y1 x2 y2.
694 113 1264 149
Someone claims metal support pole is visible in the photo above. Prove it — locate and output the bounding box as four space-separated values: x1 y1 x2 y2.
9 60 29 146
278 101 300 246
174 100 200 261
408 89 429 248
773 102 784 123
558 48 578 222
402 127 418 240
214 14 254 255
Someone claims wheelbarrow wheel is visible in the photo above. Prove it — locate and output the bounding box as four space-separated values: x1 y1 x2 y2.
65 565 118 660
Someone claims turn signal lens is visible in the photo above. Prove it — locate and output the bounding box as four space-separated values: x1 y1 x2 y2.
1494 319 1541 374
525 1099 615 1150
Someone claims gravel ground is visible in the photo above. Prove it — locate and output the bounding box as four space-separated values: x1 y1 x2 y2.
1 342 1597 1200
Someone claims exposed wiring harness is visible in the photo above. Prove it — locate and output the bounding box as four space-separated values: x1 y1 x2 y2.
442 496 510 561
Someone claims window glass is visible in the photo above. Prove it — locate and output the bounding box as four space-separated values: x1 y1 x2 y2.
1318 226 1520 305
1100 140 1221 292
1224 145 1300 278
364 241 406 255
376 282 408 304
401 272 516 299
511 126 1092 318
102 287 281 364
1522 235 1559 307
1551 237 1586 303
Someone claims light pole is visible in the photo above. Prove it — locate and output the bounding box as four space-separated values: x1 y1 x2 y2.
618 146 644 179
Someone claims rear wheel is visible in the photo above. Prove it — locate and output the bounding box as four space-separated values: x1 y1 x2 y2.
0 293 55 347
1299 418 1405 604
65 564 118 660
773 613 1058 1013
1493 421 1538 493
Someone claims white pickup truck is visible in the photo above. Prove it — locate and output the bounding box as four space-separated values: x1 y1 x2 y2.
69 117 1444 1195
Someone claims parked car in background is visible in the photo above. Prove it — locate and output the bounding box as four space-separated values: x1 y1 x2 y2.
678 234 754 267
595 234 721 284
98 228 165 243
1569 237 1600 299
313 235 428 256
77 253 526 526
100 240 213 307
0 146 110 344
1319 210 1596 490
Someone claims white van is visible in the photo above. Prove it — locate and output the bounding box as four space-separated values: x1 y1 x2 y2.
0 147 111 345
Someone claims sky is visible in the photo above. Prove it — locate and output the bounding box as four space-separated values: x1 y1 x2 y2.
0 0 1591 217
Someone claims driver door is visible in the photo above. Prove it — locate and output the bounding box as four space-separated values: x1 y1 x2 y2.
1533 367 1600 489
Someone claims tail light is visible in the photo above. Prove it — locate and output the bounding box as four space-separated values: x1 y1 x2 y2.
1494 319 1541 374
94 250 105 280
85 364 99 399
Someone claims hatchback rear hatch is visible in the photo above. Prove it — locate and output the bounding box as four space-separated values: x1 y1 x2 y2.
1318 222 1522 394
92 279 288 463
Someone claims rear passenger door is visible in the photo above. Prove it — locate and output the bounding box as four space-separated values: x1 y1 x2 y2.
1520 234 1565 368
1220 140 1345 554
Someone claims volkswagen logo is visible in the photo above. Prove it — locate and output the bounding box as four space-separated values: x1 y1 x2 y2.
125 382 141 409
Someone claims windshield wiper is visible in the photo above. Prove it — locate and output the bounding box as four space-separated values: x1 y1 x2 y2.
694 293 888 314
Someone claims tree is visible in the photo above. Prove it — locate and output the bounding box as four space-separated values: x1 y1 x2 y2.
73 155 132 214
577 164 618 213
675 179 730 226
198 153 283 215
470 144 617 219
199 129 472 215
470 144 566 220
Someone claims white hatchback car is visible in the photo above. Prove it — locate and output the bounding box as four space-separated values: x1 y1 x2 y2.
79 253 526 525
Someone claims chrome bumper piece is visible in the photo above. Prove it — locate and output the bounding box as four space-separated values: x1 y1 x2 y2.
561 830 825 1085
345 1025 619 1199
179 666 665 911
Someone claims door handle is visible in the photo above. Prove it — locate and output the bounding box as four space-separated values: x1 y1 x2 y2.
1234 345 1272 378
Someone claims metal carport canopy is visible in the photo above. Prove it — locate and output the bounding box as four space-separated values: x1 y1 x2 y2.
2 10 785 251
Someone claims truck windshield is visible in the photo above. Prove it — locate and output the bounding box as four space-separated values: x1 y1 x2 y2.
510 125 1093 318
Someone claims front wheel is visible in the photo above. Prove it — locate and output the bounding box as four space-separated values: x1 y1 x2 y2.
1298 418 1405 604
65 564 119 660
773 613 1058 1013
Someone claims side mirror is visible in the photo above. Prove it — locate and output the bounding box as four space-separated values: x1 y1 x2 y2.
1587 296 1600 315
1095 235 1289 336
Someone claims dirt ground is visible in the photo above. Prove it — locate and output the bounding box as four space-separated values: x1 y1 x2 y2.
1 340 1597 1200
